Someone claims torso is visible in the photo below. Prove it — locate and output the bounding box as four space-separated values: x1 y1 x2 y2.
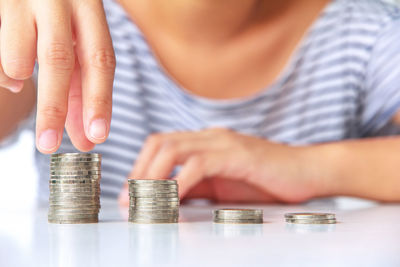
118 0 331 99
34 0 400 202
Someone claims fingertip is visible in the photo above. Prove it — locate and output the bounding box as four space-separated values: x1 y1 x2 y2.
36 129 60 154
87 118 108 143
69 135 96 152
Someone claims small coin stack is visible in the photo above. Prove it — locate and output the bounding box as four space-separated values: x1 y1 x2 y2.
48 153 101 224
128 179 179 224
213 209 264 224
284 213 336 224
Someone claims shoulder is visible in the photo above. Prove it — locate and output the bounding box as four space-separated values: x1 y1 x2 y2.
333 0 400 33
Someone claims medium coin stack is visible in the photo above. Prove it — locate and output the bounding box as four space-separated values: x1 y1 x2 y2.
48 153 101 224
213 209 264 224
128 179 179 224
284 213 336 224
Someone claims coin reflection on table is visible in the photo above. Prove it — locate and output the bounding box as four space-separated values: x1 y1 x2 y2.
129 223 179 265
213 223 263 238
49 224 99 267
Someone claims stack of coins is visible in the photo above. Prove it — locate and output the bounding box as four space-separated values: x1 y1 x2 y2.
213 209 264 224
284 213 336 224
128 179 179 224
48 153 101 224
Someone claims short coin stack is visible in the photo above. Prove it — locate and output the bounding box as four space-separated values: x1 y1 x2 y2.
128 179 179 224
284 213 336 224
213 209 264 224
48 153 101 224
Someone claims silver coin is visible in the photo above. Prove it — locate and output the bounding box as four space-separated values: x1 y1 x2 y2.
284 213 336 220
50 188 100 193
130 212 178 217
48 209 98 215
129 193 178 198
50 170 101 176
128 179 177 184
130 186 178 190
130 209 179 214
215 209 263 215
51 160 101 165
48 218 99 224
130 205 179 210
50 184 99 188
49 180 95 185
50 166 101 171
48 213 98 219
129 201 179 206
50 157 101 163
50 194 99 198
49 204 100 209
51 162 101 166
129 187 178 192
130 197 180 201
129 201 180 206
49 198 100 203
52 153 101 158
50 174 101 178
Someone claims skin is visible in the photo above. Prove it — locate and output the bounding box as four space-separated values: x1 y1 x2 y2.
0 0 399 204
0 0 115 153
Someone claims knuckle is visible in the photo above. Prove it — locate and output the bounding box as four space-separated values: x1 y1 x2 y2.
192 154 205 170
146 133 163 147
40 104 67 121
44 43 74 71
161 140 178 155
90 95 112 109
88 48 116 72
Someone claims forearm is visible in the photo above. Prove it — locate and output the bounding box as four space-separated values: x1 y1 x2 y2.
0 79 36 142
302 137 400 202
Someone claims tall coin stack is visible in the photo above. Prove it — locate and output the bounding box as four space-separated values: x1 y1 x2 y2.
128 179 179 224
48 153 101 224
213 209 264 224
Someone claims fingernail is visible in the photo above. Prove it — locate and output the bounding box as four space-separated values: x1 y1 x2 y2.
6 81 24 93
89 119 107 140
38 129 58 152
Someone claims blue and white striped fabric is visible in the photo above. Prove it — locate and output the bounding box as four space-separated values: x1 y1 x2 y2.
35 0 400 202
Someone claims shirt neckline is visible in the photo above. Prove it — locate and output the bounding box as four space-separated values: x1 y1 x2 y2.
115 0 338 109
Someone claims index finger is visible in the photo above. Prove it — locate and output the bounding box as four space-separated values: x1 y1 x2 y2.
73 1 115 144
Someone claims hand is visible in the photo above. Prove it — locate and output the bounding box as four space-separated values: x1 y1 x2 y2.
119 128 320 204
0 0 115 153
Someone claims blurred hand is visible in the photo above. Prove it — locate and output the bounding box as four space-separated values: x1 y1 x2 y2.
0 0 115 153
119 128 319 205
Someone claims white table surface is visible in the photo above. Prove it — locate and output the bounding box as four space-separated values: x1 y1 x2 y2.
1 198 399 267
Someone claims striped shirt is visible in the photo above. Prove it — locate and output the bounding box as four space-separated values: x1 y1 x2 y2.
35 0 400 202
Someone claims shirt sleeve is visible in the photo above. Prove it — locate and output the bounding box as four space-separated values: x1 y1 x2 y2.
359 18 400 137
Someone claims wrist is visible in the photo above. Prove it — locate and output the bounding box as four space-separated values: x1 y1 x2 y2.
300 143 346 198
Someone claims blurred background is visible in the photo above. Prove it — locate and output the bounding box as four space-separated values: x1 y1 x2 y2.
0 0 399 209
